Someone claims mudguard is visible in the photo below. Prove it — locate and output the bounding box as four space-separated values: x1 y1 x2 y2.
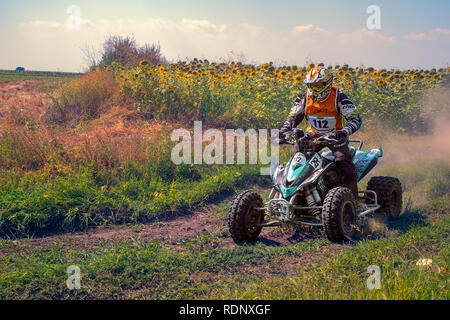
353 147 383 181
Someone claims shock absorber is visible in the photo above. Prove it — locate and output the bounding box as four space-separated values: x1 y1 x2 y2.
305 188 321 216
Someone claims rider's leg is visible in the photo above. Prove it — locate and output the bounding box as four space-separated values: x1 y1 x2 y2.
330 144 358 197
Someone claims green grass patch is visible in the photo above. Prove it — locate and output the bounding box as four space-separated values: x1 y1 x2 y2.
0 198 447 300
0 163 267 238
0 231 328 299
204 199 450 300
0 70 81 83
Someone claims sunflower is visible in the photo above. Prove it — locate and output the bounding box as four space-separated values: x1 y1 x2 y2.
399 83 406 88
372 71 379 77
146 68 153 75
159 66 166 73
377 79 386 86
337 70 345 77
278 70 288 78
294 75 302 83
308 63 316 70
139 60 149 67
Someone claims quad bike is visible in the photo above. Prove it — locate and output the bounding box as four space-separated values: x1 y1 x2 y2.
228 128 403 243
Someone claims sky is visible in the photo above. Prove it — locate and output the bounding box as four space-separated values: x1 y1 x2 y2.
0 0 449 72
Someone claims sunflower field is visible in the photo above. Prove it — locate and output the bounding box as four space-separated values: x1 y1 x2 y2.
107 60 448 131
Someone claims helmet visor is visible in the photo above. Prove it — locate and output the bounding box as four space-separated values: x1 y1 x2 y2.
306 81 328 92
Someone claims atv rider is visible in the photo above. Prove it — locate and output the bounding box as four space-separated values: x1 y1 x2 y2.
279 66 362 196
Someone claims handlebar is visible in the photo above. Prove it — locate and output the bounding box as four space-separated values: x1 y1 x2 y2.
278 130 363 151
349 139 363 151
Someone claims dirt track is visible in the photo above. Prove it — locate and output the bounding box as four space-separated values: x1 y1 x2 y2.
0 189 332 258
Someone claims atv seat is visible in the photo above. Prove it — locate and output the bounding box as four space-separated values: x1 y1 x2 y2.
321 146 357 161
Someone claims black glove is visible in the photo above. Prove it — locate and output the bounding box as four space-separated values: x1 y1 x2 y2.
278 129 289 144
298 131 314 148
328 129 349 140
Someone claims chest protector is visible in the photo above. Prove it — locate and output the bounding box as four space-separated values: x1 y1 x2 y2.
305 87 343 136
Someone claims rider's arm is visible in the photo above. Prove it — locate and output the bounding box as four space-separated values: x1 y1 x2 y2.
280 93 306 134
336 90 362 136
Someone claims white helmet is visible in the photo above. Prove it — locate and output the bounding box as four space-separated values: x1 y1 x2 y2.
304 67 334 102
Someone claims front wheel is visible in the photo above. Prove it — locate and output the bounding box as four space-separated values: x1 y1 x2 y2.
322 187 358 242
228 190 264 244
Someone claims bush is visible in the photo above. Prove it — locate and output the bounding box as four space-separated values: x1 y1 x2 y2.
42 71 117 125
98 35 166 67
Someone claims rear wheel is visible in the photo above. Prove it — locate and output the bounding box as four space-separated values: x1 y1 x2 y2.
367 177 403 218
228 190 264 244
322 187 358 242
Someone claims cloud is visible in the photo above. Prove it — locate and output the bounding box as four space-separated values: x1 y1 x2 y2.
181 19 228 34
8 18 449 71
291 24 329 36
239 23 264 37
407 28 450 40
22 20 63 29
339 29 395 43
290 25 395 44
408 32 427 40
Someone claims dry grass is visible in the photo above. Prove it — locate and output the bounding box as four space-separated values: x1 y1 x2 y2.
41 71 117 125
0 73 171 173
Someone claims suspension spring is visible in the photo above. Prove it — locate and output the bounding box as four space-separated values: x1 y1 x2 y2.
305 188 321 216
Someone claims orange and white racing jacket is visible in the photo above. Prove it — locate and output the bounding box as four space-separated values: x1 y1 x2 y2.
280 87 362 137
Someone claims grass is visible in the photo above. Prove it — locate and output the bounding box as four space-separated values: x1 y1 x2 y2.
0 163 266 238
0 70 81 83
41 71 117 124
207 199 449 300
0 231 329 299
0 197 447 300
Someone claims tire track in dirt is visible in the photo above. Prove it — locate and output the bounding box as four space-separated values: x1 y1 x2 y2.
0 188 328 257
